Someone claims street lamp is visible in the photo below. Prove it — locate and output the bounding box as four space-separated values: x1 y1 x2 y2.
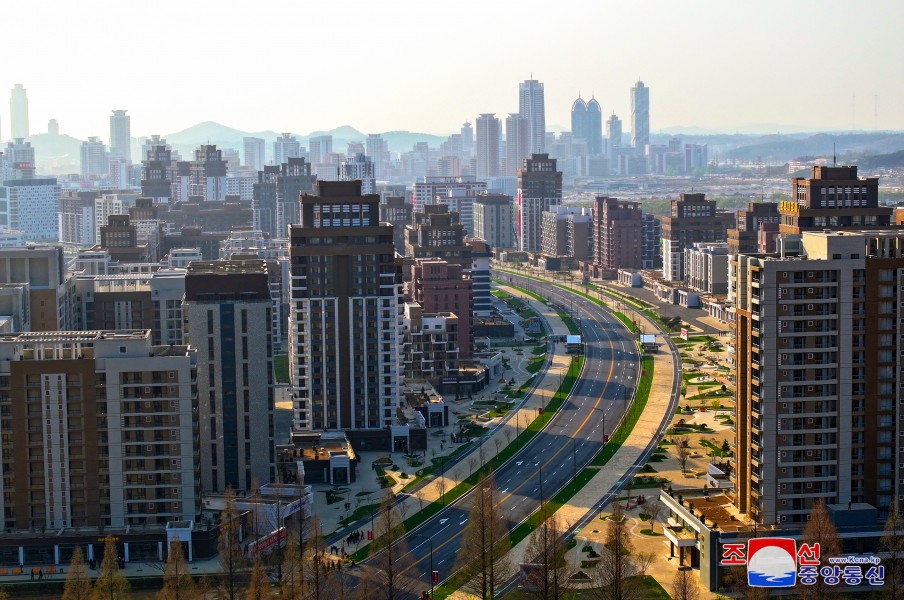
410 532 436 599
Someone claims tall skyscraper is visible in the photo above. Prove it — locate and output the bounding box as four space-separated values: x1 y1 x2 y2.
571 96 603 155
519 79 546 153
243 137 265 171
461 122 474 156
109 110 131 161
365 134 388 180
289 181 402 432
518 153 561 252
10 84 29 139
80 137 109 180
606 113 623 149
141 135 173 202
631 80 650 150
47 119 59 136
184 259 276 492
274 133 301 165
475 114 501 180
505 113 530 177
5 138 36 179
309 135 333 164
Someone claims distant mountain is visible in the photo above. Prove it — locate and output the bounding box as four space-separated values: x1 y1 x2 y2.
860 149 904 169
726 132 904 162
157 122 447 158
28 133 83 175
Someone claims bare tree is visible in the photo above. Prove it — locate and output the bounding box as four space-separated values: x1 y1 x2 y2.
279 532 303 600
369 490 413 600
301 517 339 600
62 547 92 600
882 499 904 600
436 473 448 507
589 503 639 600
798 499 842 600
522 509 568 600
245 556 268 600
158 540 205 600
468 457 479 477
455 473 514 599
671 568 699 600
216 488 246 600
634 551 656 580
646 502 663 534
674 436 692 472
92 538 130 600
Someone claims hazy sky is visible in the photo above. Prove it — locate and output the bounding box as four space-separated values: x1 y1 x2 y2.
3 0 903 141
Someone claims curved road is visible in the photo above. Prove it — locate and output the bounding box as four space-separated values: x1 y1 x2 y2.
361 272 640 596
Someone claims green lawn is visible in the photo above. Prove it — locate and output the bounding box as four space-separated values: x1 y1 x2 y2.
274 354 289 383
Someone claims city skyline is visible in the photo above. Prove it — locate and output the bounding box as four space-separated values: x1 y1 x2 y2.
2 0 903 141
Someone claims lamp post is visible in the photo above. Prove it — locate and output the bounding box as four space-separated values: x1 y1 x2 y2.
410 532 436 599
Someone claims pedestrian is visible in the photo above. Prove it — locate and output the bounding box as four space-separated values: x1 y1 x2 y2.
38 568 43 580
30 570 34 581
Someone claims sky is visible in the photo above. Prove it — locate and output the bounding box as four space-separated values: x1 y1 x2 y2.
3 0 904 141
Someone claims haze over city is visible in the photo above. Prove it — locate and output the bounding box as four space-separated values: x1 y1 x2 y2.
4 0 904 139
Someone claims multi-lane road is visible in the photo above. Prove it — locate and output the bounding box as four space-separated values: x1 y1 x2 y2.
360 273 642 596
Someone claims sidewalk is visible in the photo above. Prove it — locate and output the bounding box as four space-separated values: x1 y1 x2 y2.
323 286 576 554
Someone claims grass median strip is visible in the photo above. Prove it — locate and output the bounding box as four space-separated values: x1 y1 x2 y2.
507 354 654 551
352 357 584 562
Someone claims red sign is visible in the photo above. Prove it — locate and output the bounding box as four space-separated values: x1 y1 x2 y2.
432 570 440 583
367 530 373 541
538 407 544 415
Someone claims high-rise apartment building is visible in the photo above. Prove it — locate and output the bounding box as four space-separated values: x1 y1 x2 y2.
727 202 780 255
140 135 173 202
10 84 28 140
405 204 472 271
473 193 516 250
274 133 302 165
475 114 501 180
252 157 317 238
109 110 131 161
190 145 228 201
380 196 413 256
0 246 75 331
365 134 389 180
4 139 36 180
519 79 546 153
660 193 733 282
461 122 474 156
594 197 643 271
780 165 887 235
606 113 622 150
571 96 603 155
340 153 376 195
309 135 333 164
518 153 562 252
733 230 904 525
410 258 472 359
58 190 100 246
0 330 198 529
0 178 61 241
412 176 486 213
80 137 109 180
184 260 276 492
505 114 530 177
642 213 662 269
631 81 650 151
243 137 265 172
289 181 403 431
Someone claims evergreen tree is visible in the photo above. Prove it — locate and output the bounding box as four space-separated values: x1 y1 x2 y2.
62 547 93 600
91 539 130 600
